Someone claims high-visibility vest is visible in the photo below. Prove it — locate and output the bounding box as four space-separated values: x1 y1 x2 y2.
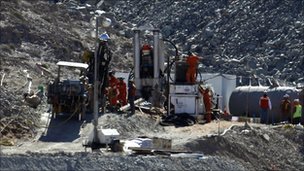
260 97 269 109
293 104 302 118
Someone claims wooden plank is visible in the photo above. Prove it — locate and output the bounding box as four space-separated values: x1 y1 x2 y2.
129 147 191 154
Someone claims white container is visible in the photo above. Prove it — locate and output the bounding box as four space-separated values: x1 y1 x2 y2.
170 84 198 94
171 95 196 114
98 128 120 144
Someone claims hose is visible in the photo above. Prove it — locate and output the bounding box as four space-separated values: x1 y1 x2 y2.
44 97 82 130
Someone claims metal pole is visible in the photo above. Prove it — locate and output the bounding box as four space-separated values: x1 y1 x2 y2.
133 30 141 92
93 17 99 144
153 30 159 85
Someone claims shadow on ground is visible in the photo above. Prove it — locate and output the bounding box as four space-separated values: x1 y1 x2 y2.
39 113 94 142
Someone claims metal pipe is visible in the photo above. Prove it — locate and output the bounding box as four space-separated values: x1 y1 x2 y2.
133 29 141 91
153 30 159 82
93 17 99 144
57 66 61 82
159 38 165 76
0 73 5 86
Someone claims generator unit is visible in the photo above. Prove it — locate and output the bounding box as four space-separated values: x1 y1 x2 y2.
168 61 204 116
47 61 89 120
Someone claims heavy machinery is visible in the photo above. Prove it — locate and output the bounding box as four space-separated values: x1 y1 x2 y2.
47 61 89 121
132 26 165 101
131 26 209 119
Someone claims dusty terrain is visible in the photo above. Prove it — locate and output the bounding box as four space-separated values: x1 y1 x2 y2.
1 0 304 170
1 112 303 170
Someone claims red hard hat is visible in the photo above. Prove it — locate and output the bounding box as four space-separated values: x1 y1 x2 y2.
142 44 151 50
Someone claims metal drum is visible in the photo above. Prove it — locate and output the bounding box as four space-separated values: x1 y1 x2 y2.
229 86 300 123
175 61 188 83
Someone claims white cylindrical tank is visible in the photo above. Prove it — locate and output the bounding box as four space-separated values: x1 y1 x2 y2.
229 86 300 123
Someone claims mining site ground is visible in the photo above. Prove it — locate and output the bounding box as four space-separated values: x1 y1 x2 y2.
1 108 304 170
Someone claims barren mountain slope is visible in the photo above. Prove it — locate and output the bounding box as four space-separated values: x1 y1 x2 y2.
107 0 304 83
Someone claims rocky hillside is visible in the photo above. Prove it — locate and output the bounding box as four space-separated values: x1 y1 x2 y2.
1 0 303 85
106 0 304 84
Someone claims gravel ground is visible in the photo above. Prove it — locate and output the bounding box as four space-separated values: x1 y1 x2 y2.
0 153 247 171
1 113 303 171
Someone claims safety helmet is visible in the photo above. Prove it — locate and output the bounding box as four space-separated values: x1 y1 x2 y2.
283 94 289 98
142 44 151 50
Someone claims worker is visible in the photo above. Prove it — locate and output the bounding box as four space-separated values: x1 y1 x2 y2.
82 48 94 64
128 80 136 115
203 87 212 123
140 44 153 78
259 92 272 124
107 71 119 112
300 88 304 125
159 91 167 109
292 99 302 124
280 94 291 123
185 51 201 84
117 77 127 106
23 91 41 109
81 76 93 113
36 85 45 99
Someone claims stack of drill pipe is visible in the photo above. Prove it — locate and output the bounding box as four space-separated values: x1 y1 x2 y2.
119 98 144 111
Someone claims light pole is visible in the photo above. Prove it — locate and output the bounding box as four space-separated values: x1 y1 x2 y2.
91 14 111 149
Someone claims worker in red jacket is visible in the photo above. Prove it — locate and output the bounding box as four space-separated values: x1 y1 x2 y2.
259 93 272 124
186 51 201 84
107 71 119 112
117 77 127 106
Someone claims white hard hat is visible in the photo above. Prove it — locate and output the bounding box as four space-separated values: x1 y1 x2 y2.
102 18 112 28
294 99 299 102
283 94 289 98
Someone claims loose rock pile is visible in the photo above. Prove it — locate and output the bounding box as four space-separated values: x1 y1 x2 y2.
0 88 40 144
0 152 246 171
107 0 304 84
99 113 164 139
185 124 304 171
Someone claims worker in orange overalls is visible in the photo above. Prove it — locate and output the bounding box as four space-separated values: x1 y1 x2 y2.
186 51 201 84
117 77 127 106
107 71 119 112
202 87 212 123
